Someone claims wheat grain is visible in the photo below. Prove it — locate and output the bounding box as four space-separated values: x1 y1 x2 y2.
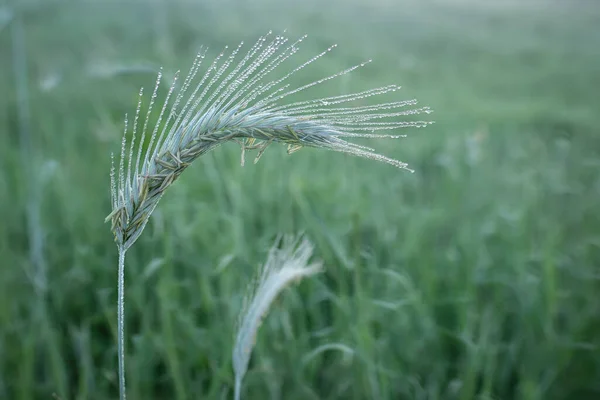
106 31 432 400
107 31 432 251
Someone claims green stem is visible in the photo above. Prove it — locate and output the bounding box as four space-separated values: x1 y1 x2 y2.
234 377 241 400
118 246 127 400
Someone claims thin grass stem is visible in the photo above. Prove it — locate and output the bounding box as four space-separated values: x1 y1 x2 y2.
117 246 127 400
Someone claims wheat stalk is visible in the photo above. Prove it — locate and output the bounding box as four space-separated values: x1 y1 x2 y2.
106 31 432 399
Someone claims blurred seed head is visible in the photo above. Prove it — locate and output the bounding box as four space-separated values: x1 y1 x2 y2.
233 234 323 400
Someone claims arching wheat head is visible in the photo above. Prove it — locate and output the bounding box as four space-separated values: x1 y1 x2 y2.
106 31 432 400
106 31 432 251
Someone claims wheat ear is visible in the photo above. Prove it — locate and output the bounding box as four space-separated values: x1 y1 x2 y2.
233 234 322 400
106 31 432 399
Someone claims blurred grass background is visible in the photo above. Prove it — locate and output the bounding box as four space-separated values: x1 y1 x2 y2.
1 0 599 399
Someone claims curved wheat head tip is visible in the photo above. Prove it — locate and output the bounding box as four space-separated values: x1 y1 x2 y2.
106 31 433 249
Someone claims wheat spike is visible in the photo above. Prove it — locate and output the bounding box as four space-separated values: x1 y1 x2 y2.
233 234 323 400
107 31 432 250
106 31 432 400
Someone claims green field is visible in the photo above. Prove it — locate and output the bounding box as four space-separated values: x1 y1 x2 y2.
1 0 599 399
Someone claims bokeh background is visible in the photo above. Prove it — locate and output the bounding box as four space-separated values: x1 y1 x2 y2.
1 0 599 399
